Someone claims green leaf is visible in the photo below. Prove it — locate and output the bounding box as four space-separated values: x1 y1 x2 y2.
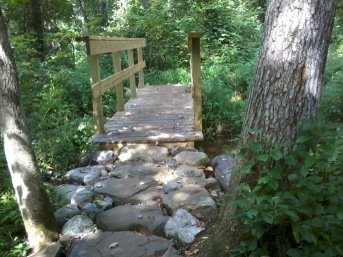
336 206 343 220
285 155 296 166
256 153 269 162
269 167 282 179
262 212 274 224
284 210 299 222
271 151 283 161
300 225 312 243
251 143 263 152
300 165 308 176
296 135 312 143
305 155 315 167
247 209 258 218
241 162 255 175
288 174 298 182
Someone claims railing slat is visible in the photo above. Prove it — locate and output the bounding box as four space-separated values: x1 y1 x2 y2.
127 49 137 98
137 47 144 88
112 52 124 111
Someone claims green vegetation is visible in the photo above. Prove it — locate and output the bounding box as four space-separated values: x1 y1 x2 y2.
230 117 343 256
0 0 342 256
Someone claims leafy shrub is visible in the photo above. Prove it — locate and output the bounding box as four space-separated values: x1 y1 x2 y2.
230 116 343 257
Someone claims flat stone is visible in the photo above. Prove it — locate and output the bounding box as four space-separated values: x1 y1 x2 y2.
68 231 172 257
55 185 80 204
110 161 170 179
174 165 205 179
54 204 81 227
64 165 109 186
62 215 96 236
118 145 169 162
162 185 218 221
161 246 180 257
96 205 169 236
212 154 235 191
164 209 204 243
94 178 156 205
181 177 220 190
170 146 198 157
174 151 210 167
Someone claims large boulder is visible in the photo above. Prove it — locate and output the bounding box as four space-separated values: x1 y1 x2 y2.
212 154 235 191
164 209 204 243
71 186 94 207
96 205 168 236
174 165 205 179
68 231 173 257
55 184 79 205
162 185 218 221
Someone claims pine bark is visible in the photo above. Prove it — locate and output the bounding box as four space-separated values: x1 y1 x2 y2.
0 9 59 252
204 0 338 256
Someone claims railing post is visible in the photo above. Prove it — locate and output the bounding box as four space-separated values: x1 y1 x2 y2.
188 33 202 131
127 49 137 98
89 55 105 133
137 47 144 88
113 52 124 111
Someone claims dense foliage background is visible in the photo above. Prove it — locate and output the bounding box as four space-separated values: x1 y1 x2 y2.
0 0 342 255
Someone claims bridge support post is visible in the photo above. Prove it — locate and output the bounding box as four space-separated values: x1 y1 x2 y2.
188 33 202 131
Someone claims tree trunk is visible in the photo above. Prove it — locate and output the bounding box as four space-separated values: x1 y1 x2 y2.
30 0 44 61
204 0 338 256
0 9 59 252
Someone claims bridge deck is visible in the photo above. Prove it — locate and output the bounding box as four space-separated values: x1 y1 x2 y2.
91 84 203 148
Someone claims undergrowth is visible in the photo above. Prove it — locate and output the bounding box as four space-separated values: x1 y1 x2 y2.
230 116 343 257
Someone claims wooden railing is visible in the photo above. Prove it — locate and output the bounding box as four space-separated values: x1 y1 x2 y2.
188 33 202 131
78 36 146 134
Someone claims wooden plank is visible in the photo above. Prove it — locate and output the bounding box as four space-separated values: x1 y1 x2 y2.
89 55 105 133
137 47 144 88
128 49 137 98
91 61 146 98
113 52 124 111
189 34 202 131
79 36 146 55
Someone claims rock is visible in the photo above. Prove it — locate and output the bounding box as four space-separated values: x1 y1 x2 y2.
174 151 210 167
181 177 220 190
81 200 111 220
110 161 169 179
54 204 81 227
91 150 114 165
170 146 198 157
163 180 182 193
161 246 180 257
55 184 79 204
164 209 204 243
28 242 62 257
78 153 93 167
118 145 169 162
96 205 169 236
64 165 109 186
71 186 94 207
212 154 235 191
174 165 205 179
62 215 96 236
68 231 172 257
163 185 218 221
94 178 157 205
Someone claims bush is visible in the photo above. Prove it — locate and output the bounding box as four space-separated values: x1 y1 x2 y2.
230 116 343 257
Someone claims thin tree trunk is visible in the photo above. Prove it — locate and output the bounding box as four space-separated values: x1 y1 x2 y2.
204 0 338 256
0 9 59 252
30 0 44 61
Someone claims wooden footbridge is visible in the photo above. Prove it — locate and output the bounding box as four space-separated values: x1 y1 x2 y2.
78 35 203 149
